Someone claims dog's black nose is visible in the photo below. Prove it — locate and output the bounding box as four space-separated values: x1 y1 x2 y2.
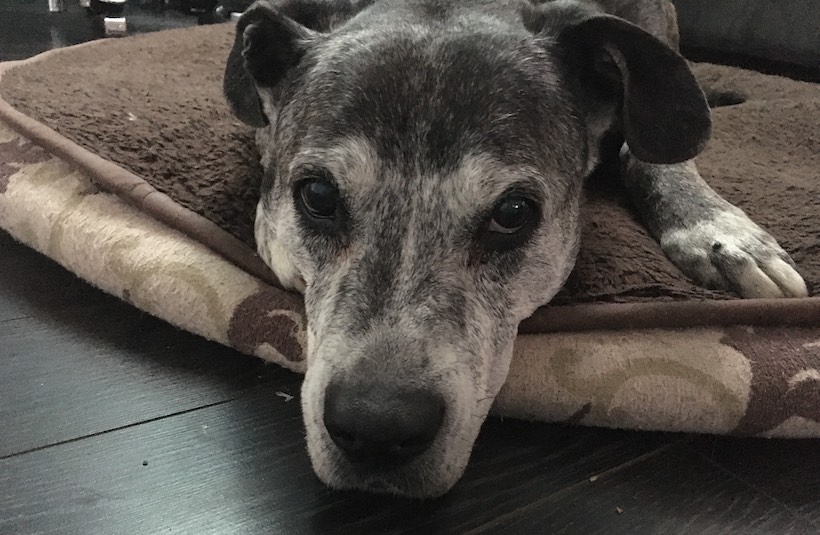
323 381 444 466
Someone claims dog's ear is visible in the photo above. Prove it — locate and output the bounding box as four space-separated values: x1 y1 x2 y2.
224 0 370 128
523 5 711 164
224 2 316 127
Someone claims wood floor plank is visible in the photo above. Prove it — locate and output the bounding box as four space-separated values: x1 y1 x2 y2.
0 305 299 457
468 443 817 535
690 437 820 527
0 387 674 535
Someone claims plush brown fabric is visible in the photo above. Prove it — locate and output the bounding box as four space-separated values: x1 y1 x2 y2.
0 24 817 310
2 26 261 246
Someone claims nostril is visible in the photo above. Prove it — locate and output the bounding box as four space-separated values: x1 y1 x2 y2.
400 436 429 448
327 427 359 451
323 381 445 466
333 429 356 443
392 434 435 457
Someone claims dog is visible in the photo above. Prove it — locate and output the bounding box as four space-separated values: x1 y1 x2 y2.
223 0 808 498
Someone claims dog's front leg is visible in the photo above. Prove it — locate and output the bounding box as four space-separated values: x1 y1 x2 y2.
620 148 808 298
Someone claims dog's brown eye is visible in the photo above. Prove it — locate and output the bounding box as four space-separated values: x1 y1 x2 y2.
299 178 339 219
487 196 534 234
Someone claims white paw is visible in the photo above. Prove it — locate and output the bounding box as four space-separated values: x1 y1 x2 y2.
661 210 808 299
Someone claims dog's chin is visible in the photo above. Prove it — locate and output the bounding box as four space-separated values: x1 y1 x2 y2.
304 424 479 499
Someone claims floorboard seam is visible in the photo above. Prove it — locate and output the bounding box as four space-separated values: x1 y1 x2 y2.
0 314 33 324
462 438 688 534
693 447 818 529
0 396 243 461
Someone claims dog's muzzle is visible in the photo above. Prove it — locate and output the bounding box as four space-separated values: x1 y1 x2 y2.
323 380 445 468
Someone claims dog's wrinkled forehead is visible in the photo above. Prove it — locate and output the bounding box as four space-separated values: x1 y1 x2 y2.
280 26 585 177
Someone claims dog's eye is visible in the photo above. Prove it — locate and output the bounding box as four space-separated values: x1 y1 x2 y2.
487 196 534 234
475 193 540 256
298 178 339 220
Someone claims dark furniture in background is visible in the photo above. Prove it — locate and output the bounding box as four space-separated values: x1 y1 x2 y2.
673 0 819 75
49 0 249 35
46 0 820 77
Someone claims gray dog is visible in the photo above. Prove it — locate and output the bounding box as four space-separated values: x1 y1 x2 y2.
223 0 807 498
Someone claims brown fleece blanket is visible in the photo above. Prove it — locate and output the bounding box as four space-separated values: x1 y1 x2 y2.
1 24 818 309
1 23 819 439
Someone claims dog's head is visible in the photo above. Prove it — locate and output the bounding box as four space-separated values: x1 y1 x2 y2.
224 0 709 498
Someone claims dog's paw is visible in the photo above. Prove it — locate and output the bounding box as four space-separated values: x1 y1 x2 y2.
660 210 808 299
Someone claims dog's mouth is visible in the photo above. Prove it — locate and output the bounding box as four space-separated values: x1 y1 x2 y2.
309 424 471 499
344 469 444 499
303 365 489 498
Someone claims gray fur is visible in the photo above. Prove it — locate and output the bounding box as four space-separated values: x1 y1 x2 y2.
225 0 807 498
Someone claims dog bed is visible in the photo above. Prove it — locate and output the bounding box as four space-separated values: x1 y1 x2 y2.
1 24 818 438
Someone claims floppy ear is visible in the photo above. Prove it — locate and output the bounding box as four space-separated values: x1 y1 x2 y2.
224 2 315 127
224 0 372 128
525 7 711 164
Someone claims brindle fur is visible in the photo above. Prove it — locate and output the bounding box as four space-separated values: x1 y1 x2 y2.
224 0 807 498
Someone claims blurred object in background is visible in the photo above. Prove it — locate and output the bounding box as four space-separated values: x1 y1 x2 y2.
673 0 820 76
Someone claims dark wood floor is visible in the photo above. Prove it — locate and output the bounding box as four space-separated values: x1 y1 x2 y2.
1 2 819 534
